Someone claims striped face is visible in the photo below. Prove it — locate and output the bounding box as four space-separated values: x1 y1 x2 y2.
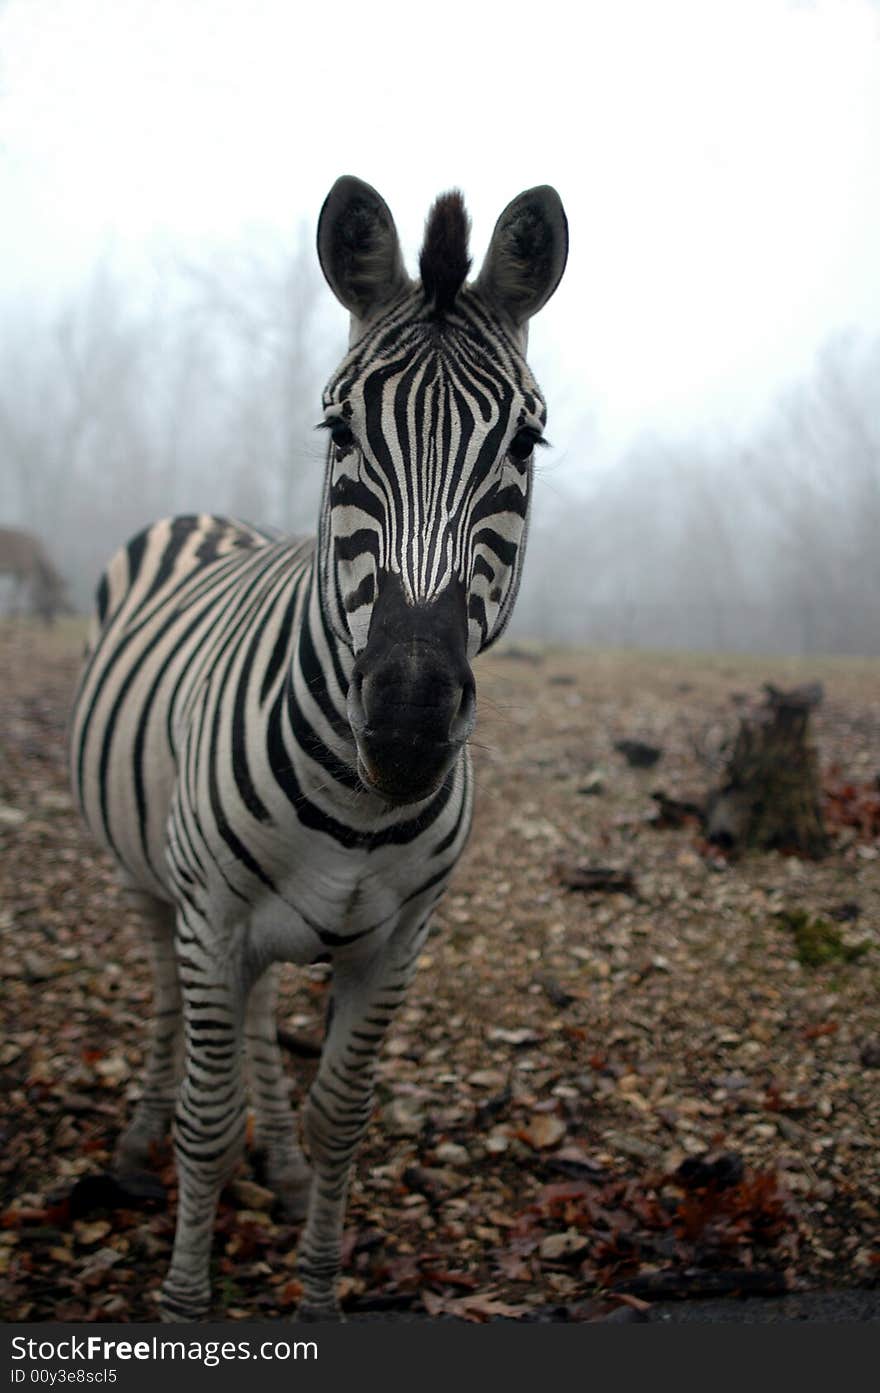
316 177 567 802
318 287 546 660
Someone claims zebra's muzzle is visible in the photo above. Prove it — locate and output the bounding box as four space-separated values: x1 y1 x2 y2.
346 574 475 805
350 691 475 805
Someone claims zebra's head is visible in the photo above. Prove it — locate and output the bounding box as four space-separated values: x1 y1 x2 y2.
316 176 568 804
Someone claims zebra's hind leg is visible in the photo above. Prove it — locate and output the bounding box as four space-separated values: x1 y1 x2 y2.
115 891 182 1174
245 965 311 1219
296 917 429 1321
160 908 249 1322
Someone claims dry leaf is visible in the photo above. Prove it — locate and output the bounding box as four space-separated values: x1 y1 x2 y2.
521 1115 566 1150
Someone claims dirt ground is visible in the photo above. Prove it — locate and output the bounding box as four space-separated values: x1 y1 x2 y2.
1 620 878 1322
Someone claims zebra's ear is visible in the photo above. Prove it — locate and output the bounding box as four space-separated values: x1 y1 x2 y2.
475 186 568 326
318 176 411 322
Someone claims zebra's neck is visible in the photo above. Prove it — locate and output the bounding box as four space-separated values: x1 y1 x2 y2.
277 550 463 832
278 553 361 803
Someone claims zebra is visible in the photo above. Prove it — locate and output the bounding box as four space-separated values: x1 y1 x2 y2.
70 175 568 1321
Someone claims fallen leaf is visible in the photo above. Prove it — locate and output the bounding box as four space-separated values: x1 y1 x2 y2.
520 1115 566 1150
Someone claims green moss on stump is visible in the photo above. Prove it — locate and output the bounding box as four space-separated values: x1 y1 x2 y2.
775 909 870 968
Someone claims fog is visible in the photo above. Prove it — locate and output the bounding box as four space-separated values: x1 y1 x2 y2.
519 331 880 653
2 255 877 654
1 0 879 655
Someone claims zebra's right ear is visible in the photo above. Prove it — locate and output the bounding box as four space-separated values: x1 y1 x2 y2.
318 176 411 324
475 186 568 327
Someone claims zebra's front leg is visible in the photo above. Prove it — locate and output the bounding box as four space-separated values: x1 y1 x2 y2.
245 965 311 1219
160 922 248 1322
115 892 182 1174
296 918 429 1321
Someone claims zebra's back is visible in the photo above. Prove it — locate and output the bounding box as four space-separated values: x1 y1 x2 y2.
70 513 314 899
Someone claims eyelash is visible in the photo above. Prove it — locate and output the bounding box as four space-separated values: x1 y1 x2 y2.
318 419 355 451
319 420 546 460
507 428 545 462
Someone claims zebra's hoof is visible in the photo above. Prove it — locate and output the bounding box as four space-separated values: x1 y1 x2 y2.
275 1175 312 1222
159 1281 211 1323
114 1121 167 1174
266 1158 312 1220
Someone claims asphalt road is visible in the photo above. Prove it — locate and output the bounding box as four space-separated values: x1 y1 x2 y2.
644 1289 880 1323
343 1288 880 1323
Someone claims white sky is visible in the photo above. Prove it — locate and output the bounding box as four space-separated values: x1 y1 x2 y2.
1 0 879 468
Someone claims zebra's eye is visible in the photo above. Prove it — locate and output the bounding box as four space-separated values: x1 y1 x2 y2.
508 428 542 462
325 420 355 451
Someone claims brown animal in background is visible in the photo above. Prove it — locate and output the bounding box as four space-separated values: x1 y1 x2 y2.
0 526 70 624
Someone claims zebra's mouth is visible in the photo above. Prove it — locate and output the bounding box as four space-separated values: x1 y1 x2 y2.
354 746 452 807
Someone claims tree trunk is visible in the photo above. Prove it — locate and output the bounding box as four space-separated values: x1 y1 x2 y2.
707 683 829 857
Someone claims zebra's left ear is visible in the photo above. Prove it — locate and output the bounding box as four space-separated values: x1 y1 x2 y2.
318 176 412 323
475 186 568 326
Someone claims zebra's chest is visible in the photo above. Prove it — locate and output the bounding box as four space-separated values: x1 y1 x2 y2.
281 825 415 913
171 692 472 960
239 826 443 964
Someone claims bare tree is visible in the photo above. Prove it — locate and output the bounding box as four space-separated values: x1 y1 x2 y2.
0 236 340 609
514 331 880 656
177 224 339 531
744 333 880 654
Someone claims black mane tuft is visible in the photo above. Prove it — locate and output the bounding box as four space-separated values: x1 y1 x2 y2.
419 191 471 315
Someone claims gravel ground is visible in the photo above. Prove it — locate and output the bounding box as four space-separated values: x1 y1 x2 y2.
1 621 878 1322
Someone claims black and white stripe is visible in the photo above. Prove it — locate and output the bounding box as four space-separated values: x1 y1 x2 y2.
319 288 542 656
70 176 567 1320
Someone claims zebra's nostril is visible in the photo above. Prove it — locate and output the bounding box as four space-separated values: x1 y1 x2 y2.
450 679 476 743
347 668 367 730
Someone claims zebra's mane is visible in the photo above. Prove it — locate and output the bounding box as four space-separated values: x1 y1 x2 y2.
419 191 472 315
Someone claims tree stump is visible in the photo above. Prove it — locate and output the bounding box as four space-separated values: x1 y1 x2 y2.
706 682 828 856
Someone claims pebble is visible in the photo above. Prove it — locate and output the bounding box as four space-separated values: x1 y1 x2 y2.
434 1141 469 1166
484 1132 509 1155
383 1098 425 1137
229 1178 276 1210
